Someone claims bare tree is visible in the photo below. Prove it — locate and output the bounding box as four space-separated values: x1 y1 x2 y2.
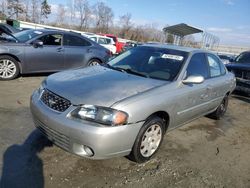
119 13 132 38
40 0 51 23
56 4 66 26
0 0 7 18
68 0 75 27
7 0 25 19
23 0 30 21
74 0 91 30
30 0 40 23
93 2 114 33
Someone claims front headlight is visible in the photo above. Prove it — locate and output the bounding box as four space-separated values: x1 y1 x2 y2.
69 105 128 126
37 79 47 94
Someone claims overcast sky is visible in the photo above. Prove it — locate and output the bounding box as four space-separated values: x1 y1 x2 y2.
48 0 250 47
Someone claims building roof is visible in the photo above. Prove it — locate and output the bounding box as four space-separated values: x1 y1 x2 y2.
163 23 203 37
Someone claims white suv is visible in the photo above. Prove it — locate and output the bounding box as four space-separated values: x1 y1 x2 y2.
83 34 116 54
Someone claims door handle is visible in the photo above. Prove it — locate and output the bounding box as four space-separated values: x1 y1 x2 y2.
87 48 92 53
57 47 64 52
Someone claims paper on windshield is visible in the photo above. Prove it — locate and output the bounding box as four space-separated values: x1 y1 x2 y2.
162 54 184 61
34 31 43 35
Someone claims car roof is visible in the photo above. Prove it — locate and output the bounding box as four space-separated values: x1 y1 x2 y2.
143 43 211 53
28 29 82 35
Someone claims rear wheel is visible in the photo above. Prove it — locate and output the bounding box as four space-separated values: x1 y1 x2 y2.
88 59 101 66
0 56 20 80
208 95 229 120
128 116 165 163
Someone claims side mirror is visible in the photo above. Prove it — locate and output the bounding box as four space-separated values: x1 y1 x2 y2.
182 75 204 84
32 40 43 48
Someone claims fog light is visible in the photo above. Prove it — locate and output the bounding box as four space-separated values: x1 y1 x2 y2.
73 143 94 157
83 145 94 157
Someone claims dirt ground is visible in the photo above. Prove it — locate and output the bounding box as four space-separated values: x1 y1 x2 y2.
0 76 250 188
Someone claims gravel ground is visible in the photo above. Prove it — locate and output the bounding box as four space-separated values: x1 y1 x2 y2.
0 76 250 188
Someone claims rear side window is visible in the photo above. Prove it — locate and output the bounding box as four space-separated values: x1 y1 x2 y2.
207 54 221 77
63 34 91 46
186 53 209 79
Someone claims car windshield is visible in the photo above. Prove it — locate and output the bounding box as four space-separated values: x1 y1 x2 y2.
107 46 188 81
12 30 43 42
235 52 250 64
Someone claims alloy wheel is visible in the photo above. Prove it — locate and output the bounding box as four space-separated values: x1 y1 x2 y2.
0 59 17 79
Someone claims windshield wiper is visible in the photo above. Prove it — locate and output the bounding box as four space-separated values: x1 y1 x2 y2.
103 64 149 78
102 64 126 72
116 67 149 78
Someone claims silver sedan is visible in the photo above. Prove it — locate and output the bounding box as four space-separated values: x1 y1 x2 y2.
30 44 236 163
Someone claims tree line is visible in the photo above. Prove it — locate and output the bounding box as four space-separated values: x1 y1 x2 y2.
0 0 195 44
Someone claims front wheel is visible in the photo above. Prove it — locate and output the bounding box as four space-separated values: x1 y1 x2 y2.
128 116 165 163
0 56 20 80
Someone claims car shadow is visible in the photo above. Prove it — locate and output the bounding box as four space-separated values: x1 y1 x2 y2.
21 72 54 78
0 130 52 188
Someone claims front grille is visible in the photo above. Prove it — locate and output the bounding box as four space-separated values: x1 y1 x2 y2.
232 69 250 80
33 116 70 151
41 89 71 112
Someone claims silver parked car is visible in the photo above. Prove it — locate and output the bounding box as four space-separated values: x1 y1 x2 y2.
0 29 110 80
30 44 236 163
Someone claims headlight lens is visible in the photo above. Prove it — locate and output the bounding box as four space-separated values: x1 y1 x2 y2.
69 105 128 126
37 79 46 94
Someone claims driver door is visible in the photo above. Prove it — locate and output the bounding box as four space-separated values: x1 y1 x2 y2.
25 33 64 72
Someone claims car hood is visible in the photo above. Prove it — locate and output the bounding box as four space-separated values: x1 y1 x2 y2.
226 63 250 71
45 66 166 107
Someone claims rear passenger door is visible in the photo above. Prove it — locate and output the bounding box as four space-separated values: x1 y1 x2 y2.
63 34 92 69
205 53 228 109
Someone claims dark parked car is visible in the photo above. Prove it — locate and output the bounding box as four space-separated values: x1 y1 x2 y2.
0 29 110 80
218 54 235 64
0 23 20 34
226 51 250 95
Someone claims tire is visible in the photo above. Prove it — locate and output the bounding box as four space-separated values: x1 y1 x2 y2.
208 95 229 120
87 59 101 66
128 116 165 163
0 56 20 80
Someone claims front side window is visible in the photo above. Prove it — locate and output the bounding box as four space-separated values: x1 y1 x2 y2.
108 46 188 81
63 34 91 46
90 37 97 42
38 34 62 46
207 54 221 77
186 53 209 79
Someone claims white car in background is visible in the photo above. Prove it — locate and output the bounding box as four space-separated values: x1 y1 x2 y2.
83 34 116 54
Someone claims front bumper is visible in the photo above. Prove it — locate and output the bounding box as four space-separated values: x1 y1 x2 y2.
30 90 144 159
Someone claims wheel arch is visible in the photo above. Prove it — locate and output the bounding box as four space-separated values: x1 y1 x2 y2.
145 111 170 133
0 54 22 73
88 57 103 64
